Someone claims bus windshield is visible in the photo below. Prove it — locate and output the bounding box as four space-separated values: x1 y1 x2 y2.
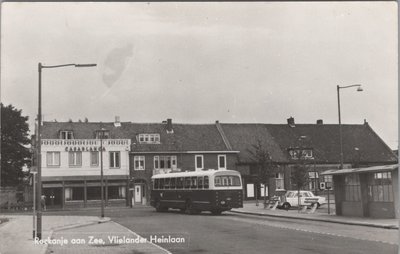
214 175 241 187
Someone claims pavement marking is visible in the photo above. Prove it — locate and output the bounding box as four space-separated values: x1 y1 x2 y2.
110 221 172 254
224 215 399 246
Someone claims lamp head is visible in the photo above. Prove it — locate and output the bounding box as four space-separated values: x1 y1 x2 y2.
357 87 363 92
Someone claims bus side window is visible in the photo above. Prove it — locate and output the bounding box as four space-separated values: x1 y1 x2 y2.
204 176 209 189
155 179 159 190
215 176 221 186
170 178 176 189
184 177 191 189
164 178 170 189
198 177 203 189
160 179 164 189
191 177 197 189
177 177 183 189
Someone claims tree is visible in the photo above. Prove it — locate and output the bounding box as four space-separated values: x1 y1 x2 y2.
290 150 310 212
1 104 31 187
249 140 275 208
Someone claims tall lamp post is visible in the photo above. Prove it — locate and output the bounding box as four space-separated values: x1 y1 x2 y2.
337 84 363 169
97 128 107 218
37 62 96 239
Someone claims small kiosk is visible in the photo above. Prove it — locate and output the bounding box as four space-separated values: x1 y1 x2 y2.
322 164 398 219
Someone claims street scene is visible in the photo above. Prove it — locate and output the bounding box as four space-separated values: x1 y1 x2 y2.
1 2 398 254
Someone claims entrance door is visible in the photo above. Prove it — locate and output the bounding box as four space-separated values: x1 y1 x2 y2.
134 185 142 203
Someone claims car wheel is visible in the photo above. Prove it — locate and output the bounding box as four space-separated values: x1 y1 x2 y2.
211 210 222 215
282 202 291 210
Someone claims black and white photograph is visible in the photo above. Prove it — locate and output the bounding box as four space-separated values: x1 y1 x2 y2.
0 1 398 254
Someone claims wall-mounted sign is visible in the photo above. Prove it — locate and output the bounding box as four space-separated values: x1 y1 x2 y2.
65 146 106 152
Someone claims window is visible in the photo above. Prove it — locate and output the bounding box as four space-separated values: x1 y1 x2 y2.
69 151 82 167
109 151 120 168
289 149 313 159
324 175 333 183
191 177 197 189
87 186 105 200
65 187 84 201
204 176 209 189
95 130 110 139
184 177 191 189
368 172 393 202
275 172 285 190
198 177 204 189
59 130 73 139
46 152 60 166
195 155 204 170
91 151 99 166
218 155 226 169
154 156 177 169
170 178 176 189
108 186 126 199
138 134 161 144
176 177 184 189
214 175 241 186
344 174 361 201
134 156 145 170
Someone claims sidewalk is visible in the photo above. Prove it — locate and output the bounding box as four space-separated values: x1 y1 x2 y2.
0 215 169 254
231 202 399 229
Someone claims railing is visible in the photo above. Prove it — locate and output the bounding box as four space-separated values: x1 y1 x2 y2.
41 139 131 146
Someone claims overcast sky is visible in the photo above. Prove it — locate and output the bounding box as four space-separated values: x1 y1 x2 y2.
1 2 398 149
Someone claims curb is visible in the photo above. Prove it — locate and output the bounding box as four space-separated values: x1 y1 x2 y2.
41 217 111 254
230 210 399 230
50 217 111 232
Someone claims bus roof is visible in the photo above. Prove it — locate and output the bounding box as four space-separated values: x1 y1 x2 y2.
151 169 240 179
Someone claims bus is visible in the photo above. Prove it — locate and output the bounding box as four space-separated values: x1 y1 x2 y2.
150 169 243 215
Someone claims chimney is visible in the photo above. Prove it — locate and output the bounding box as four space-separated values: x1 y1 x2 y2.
287 117 295 127
114 116 121 127
166 118 173 133
316 119 323 125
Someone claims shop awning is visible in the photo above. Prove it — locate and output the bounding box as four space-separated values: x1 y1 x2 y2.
321 164 398 176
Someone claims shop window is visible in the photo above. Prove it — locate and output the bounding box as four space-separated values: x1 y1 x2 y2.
87 187 104 200
108 186 126 199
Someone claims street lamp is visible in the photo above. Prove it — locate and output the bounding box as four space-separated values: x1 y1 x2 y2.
37 62 96 239
97 128 107 218
337 84 363 169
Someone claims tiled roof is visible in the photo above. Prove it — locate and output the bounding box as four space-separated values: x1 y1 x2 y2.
41 121 231 152
264 123 397 164
220 122 397 164
220 124 288 163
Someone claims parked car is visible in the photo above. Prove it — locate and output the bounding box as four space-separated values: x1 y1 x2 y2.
278 190 326 210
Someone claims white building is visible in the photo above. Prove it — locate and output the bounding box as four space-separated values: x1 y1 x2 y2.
40 120 131 209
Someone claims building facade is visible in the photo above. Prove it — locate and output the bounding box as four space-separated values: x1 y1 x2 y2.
129 119 239 205
40 121 131 209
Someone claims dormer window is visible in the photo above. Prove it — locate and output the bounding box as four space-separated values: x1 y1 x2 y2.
288 148 313 159
138 134 160 144
60 131 74 139
95 130 110 139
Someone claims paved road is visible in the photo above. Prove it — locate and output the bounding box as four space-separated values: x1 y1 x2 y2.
46 207 398 254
